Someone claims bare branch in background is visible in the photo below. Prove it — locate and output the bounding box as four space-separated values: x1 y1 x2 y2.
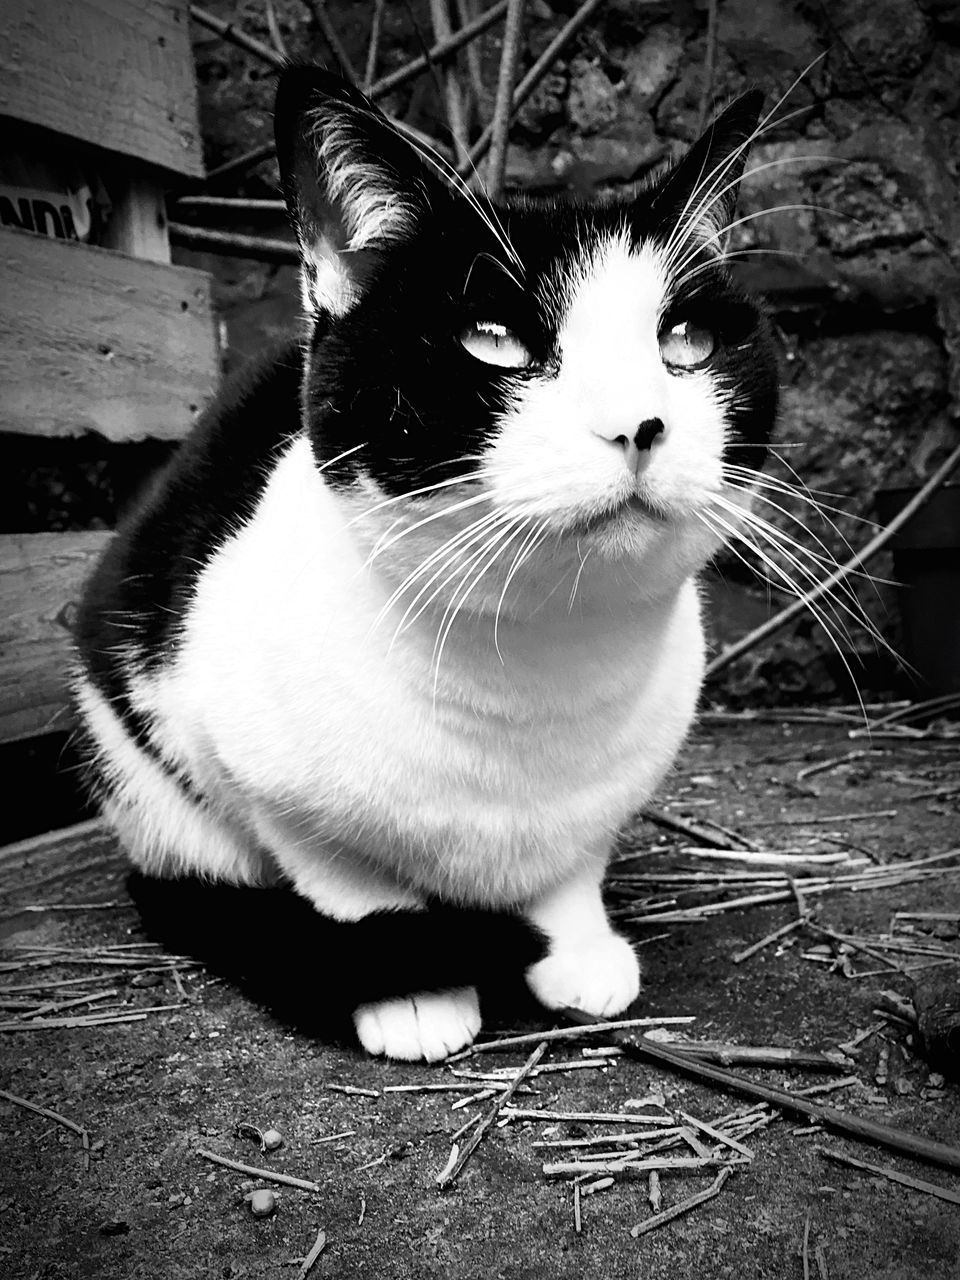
363 0 387 95
301 0 359 82
696 0 719 136
430 0 471 166
485 0 526 198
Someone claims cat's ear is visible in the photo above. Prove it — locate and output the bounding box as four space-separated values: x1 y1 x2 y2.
274 67 441 317
648 90 765 253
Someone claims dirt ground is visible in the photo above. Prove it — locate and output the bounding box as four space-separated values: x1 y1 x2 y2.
2 714 959 1280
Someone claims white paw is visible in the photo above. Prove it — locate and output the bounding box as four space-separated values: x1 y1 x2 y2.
526 933 640 1018
353 986 481 1062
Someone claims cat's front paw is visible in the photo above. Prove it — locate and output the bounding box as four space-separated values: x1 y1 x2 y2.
353 986 481 1062
526 933 640 1017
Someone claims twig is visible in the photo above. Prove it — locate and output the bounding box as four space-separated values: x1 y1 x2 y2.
445 1016 694 1060
802 1210 812 1280
454 0 486 113
326 1084 380 1098
190 5 284 71
0 1088 90 1146
573 1181 582 1232
205 141 279 187
564 1014 960 1174
706 439 960 678
544 1155 743 1177
371 0 508 99
169 223 298 264
629 1166 734 1237
652 1041 849 1072
296 1227 327 1279
739 809 898 828
264 0 288 60
460 0 604 178
732 917 805 964
640 804 757 850
430 0 471 165
695 0 719 135
484 0 526 198
679 1111 755 1158
363 0 387 94
196 1149 321 1192
816 1145 960 1205
436 1040 547 1188
174 197 286 213
302 0 358 81
502 1108 672 1126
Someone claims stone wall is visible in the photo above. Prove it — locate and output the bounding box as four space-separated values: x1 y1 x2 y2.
187 0 960 701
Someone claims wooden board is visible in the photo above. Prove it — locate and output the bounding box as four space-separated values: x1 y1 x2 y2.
0 819 125 902
0 227 219 442
0 0 204 178
0 531 110 745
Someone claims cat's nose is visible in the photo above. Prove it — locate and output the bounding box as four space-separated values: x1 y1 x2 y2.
610 418 665 476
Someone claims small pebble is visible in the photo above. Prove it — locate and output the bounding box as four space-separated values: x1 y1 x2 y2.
247 1189 277 1218
261 1128 283 1152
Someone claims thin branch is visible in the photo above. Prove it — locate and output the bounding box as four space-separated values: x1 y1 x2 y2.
363 0 387 94
196 1148 321 1192
371 0 509 99
485 0 526 197
563 1010 960 1174
302 0 359 82
430 0 471 165
460 0 604 178
189 5 285 71
264 0 289 61
205 141 279 188
706 439 960 678
695 0 719 135
436 1040 547 1187
169 223 298 263
629 1166 735 1237
817 1145 960 1205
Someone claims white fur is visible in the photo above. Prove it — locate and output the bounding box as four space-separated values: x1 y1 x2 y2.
81 229 738 1058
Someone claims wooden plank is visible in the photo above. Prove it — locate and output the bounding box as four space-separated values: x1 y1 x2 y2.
0 820 125 902
99 164 171 263
0 0 204 178
0 227 219 442
0 532 111 745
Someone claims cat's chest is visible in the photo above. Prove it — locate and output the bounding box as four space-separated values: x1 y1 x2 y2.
150 436 704 880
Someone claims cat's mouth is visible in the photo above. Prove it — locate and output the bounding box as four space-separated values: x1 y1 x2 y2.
566 489 668 535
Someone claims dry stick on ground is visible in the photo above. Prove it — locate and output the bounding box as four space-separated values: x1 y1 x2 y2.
705 438 960 679
629 1166 735 1238
446 1015 695 1060
436 1040 547 1188
296 1227 327 1280
197 1148 321 1192
639 804 758 850
816 1145 960 1205
484 0 526 198
0 1089 91 1168
732 916 805 964
561 1012 960 1174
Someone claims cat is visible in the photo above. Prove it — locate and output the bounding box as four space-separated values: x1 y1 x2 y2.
72 66 778 1062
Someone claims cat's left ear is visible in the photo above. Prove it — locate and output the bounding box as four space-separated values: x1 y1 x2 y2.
274 66 443 317
647 90 765 253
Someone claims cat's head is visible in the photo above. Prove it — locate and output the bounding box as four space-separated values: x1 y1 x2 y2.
274 67 778 606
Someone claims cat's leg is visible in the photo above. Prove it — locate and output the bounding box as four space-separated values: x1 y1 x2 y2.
522 860 640 1017
253 809 481 1061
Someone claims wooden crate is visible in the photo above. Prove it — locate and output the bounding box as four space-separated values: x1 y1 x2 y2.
0 1 218 757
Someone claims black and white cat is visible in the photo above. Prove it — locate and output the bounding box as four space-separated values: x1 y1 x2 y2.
73 67 778 1061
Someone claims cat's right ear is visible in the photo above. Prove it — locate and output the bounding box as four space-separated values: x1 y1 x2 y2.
274 67 439 317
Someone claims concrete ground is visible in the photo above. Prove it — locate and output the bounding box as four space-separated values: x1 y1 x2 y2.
2 712 959 1280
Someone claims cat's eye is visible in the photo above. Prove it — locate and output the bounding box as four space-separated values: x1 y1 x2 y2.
658 319 717 371
460 321 533 370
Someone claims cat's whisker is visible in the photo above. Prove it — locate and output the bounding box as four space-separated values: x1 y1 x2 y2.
707 495 894 657
492 517 549 661
431 517 532 694
720 474 863 574
361 488 499 569
700 507 866 678
380 510 518 646
346 466 497 531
